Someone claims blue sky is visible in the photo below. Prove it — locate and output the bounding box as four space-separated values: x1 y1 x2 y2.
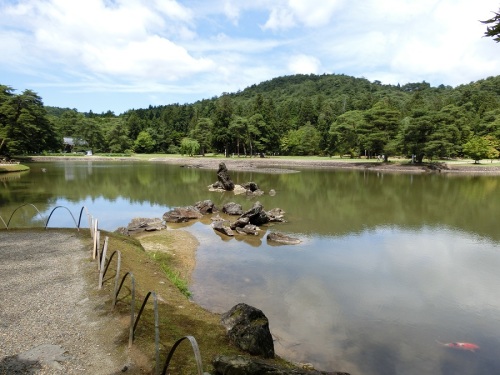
0 0 499 114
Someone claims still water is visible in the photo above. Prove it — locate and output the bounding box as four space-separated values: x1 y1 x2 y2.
1 160 500 374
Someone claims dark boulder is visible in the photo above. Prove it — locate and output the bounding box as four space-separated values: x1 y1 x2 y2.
217 162 235 191
240 201 270 226
230 217 250 230
194 200 218 214
241 182 259 192
221 303 274 358
163 206 203 223
212 355 350 375
223 202 244 215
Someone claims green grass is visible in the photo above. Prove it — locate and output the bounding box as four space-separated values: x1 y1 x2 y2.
0 164 30 173
149 251 192 298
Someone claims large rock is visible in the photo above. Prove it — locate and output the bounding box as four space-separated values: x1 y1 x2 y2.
163 206 203 223
212 220 235 237
217 162 235 191
223 202 244 215
221 303 274 358
115 217 166 235
235 224 260 236
212 355 350 375
230 217 250 230
239 201 270 226
194 200 218 214
267 208 286 223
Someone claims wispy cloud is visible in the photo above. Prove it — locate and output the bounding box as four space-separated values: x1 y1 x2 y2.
0 0 498 112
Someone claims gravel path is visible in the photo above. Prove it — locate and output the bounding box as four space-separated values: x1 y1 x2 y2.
0 230 132 375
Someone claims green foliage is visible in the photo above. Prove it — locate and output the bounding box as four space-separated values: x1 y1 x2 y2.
180 137 200 156
3 72 500 158
134 130 156 153
462 136 493 162
481 9 500 42
149 252 191 298
0 89 59 155
190 117 213 155
281 124 321 155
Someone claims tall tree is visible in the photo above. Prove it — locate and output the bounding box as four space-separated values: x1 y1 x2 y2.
229 116 248 157
0 89 58 154
106 120 131 153
190 117 213 156
481 9 500 42
212 95 233 155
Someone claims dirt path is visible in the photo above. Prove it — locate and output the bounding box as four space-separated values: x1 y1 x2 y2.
0 230 135 375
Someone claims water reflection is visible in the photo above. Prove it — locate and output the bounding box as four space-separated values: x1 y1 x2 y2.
2 161 500 374
189 223 500 374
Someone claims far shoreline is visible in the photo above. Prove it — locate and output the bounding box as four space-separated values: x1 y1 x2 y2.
24 154 500 175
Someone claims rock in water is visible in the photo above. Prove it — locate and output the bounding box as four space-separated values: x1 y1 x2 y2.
221 303 274 358
217 162 235 191
267 232 301 245
163 206 203 223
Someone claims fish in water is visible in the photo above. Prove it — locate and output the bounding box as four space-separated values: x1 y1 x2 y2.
437 340 479 352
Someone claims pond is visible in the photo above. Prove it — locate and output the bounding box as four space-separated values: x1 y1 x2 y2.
1 160 500 374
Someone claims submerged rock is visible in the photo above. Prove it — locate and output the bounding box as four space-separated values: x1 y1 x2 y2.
267 232 301 245
212 219 235 237
115 217 166 235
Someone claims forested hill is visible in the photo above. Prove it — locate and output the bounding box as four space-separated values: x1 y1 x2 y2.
1 73 500 162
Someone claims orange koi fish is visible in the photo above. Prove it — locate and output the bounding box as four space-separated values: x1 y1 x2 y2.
437 340 479 352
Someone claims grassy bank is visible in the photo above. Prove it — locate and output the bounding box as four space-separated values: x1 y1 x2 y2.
100 230 294 373
0 163 30 173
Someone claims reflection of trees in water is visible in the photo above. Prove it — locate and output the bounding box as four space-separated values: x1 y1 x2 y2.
4 162 500 242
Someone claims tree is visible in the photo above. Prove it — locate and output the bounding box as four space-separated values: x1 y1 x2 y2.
0 89 59 154
180 137 200 156
77 117 105 152
462 136 491 163
281 124 320 155
481 9 500 42
361 101 401 160
134 130 155 153
329 110 365 157
190 117 213 156
106 121 131 153
212 95 233 155
229 116 248 157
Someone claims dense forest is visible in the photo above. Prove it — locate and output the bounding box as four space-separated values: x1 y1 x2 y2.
1 73 500 163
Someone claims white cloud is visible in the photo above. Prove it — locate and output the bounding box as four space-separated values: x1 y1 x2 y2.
1 0 499 113
288 54 321 74
0 0 213 84
262 0 345 30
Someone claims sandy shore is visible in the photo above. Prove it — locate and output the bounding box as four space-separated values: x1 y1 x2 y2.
27 155 500 175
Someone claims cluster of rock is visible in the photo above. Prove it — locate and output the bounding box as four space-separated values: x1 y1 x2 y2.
162 200 299 245
215 303 349 375
209 162 267 196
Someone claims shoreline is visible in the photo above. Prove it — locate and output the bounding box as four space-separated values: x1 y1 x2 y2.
25 155 500 175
